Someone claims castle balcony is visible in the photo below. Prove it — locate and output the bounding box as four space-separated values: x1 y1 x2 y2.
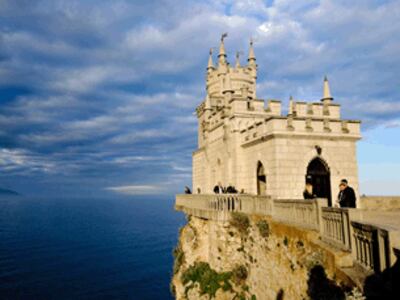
175 194 273 222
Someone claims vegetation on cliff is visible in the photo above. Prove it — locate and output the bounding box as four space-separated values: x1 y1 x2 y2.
230 212 250 235
256 220 270 238
232 265 248 285
181 261 233 298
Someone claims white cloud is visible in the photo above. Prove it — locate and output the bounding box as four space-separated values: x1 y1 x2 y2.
106 184 164 195
1 0 399 196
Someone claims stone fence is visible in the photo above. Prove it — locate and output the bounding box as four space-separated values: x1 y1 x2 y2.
175 194 274 221
359 196 400 211
176 194 325 229
321 207 351 251
176 194 400 277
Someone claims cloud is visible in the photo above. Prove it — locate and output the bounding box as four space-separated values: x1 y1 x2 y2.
106 184 164 195
0 0 399 196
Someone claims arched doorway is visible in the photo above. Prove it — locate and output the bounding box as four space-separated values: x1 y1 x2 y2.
306 157 332 206
257 161 266 195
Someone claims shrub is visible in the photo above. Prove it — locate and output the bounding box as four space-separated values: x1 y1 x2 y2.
230 212 250 235
181 262 232 298
232 265 248 284
283 236 289 247
256 220 270 238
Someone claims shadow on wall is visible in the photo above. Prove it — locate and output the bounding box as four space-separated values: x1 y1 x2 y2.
307 265 345 300
363 248 400 299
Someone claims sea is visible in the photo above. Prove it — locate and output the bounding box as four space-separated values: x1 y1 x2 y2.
0 196 186 300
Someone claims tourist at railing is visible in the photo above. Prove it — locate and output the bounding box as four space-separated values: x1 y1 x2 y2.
184 186 192 194
336 179 356 208
213 182 225 194
303 176 316 199
226 185 237 194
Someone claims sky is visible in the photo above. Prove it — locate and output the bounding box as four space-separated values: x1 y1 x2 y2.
0 0 399 198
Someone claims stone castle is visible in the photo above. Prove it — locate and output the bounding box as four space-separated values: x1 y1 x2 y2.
193 35 361 206
172 36 400 300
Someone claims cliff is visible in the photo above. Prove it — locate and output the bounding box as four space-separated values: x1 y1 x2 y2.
171 213 361 300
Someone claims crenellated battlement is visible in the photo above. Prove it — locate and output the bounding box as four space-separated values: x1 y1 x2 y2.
240 116 361 146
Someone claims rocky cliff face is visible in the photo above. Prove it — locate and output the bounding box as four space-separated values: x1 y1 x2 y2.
171 213 358 300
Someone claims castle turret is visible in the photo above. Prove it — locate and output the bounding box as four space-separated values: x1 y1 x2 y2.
248 39 256 68
207 48 215 72
321 76 333 103
218 33 228 66
288 95 294 116
247 39 257 97
235 51 241 68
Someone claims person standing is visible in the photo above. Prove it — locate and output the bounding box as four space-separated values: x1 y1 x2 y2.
336 179 356 208
303 176 316 199
213 182 225 194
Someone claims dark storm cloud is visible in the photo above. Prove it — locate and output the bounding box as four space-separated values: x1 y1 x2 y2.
0 0 399 196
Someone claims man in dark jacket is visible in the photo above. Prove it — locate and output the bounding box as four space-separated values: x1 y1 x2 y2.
213 182 225 194
337 179 356 208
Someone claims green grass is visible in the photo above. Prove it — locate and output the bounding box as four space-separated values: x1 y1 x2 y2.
181 262 233 298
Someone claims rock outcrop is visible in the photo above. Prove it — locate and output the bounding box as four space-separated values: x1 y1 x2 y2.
171 213 359 300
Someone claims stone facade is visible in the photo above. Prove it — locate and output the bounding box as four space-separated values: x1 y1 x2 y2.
193 36 361 205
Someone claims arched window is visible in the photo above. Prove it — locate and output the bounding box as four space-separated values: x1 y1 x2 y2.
306 157 332 206
257 161 266 195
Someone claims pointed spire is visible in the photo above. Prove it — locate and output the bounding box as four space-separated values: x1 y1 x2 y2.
248 38 256 67
288 95 294 115
235 51 242 68
218 33 228 65
207 48 214 70
321 75 333 102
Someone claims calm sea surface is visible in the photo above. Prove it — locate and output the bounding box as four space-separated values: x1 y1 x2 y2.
0 196 186 299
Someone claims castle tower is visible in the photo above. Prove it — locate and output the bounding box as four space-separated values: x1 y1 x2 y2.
193 37 361 205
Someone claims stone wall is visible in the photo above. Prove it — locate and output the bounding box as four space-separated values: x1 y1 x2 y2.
358 196 400 210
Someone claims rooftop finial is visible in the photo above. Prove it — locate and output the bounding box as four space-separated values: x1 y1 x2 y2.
221 32 228 42
235 51 243 68
218 33 228 65
207 48 215 70
321 75 333 102
289 95 294 115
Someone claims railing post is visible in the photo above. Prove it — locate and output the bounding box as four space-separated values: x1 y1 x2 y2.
342 209 351 250
316 198 327 234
